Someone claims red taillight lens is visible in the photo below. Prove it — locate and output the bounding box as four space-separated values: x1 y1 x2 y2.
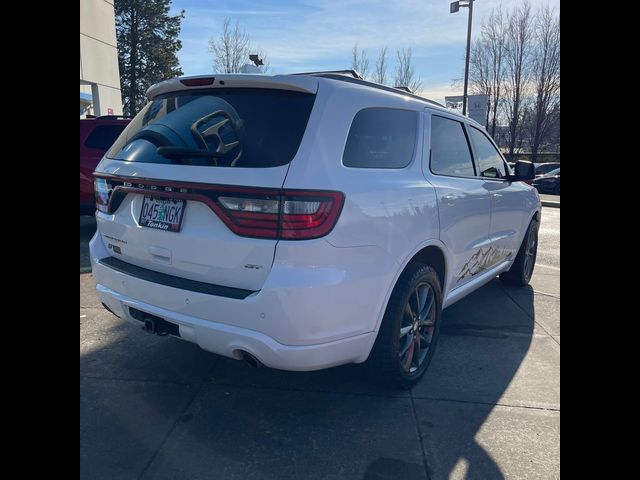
279 192 344 239
214 190 344 240
94 178 111 213
216 195 281 238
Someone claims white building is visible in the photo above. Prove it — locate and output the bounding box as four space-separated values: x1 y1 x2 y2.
80 0 123 117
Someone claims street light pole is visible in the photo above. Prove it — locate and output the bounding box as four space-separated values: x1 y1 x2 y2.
462 0 474 115
451 0 475 116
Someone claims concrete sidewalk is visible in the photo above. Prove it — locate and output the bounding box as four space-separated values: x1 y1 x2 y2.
80 211 560 480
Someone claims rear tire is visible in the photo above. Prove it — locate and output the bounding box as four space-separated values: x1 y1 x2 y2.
500 217 539 286
368 263 442 389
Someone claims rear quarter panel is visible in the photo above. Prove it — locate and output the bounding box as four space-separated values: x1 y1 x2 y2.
282 83 441 333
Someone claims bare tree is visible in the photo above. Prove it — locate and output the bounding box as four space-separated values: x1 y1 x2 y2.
465 6 508 134
373 46 388 85
468 39 492 127
483 7 507 137
351 44 370 79
209 18 269 73
503 1 535 155
528 5 560 161
394 48 422 93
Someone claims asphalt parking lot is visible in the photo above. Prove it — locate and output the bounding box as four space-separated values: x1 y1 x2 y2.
80 208 559 480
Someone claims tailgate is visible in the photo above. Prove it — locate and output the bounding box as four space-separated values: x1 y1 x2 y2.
95 162 286 291
93 85 316 291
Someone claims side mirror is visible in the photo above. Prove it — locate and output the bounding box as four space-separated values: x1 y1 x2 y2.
509 160 535 181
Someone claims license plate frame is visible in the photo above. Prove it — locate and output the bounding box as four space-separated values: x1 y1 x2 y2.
139 196 185 233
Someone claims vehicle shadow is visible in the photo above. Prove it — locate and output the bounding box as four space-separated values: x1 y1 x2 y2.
412 280 539 479
80 216 96 271
80 277 541 480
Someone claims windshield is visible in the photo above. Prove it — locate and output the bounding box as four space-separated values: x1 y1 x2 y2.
106 88 316 168
545 168 560 176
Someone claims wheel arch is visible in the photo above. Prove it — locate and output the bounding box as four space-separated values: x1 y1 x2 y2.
372 240 450 336
532 208 541 222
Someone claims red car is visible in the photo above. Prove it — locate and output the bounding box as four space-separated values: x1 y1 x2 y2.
80 115 130 215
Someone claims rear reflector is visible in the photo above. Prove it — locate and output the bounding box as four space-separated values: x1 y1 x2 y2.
180 77 215 87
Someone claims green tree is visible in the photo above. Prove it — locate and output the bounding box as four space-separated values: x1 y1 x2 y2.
115 0 184 115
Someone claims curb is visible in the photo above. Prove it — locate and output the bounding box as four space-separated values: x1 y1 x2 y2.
80 266 92 274
541 200 560 208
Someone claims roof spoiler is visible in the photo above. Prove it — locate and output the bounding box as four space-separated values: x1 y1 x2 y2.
146 74 319 99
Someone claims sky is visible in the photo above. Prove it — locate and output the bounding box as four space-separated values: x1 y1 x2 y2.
170 0 559 104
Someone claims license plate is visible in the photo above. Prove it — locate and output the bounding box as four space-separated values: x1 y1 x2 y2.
139 196 185 232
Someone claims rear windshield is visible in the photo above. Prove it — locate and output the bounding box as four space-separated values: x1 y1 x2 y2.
106 88 316 168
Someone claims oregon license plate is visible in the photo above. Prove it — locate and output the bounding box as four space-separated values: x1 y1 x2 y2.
139 196 185 232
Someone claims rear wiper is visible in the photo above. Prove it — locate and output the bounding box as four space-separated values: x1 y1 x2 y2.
156 146 226 158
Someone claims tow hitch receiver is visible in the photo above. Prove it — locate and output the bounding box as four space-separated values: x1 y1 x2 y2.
144 318 168 335
129 307 180 337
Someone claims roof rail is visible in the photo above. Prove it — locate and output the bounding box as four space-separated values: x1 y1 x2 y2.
291 69 363 80
303 73 445 108
95 115 134 120
394 86 414 94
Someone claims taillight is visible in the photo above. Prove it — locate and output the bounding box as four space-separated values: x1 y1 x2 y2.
91 174 344 240
216 195 281 238
214 190 344 240
279 192 343 240
94 178 111 213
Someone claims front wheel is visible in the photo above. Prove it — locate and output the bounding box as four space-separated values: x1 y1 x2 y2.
368 263 442 389
500 218 539 286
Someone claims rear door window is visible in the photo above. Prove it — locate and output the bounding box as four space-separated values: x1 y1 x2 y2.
429 115 476 177
106 89 316 168
342 108 418 168
84 124 127 150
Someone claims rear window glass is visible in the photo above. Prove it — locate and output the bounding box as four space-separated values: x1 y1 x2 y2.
343 108 418 168
84 124 127 150
106 89 316 168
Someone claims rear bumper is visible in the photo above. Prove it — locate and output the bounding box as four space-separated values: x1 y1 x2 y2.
90 231 395 371
96 282 376 371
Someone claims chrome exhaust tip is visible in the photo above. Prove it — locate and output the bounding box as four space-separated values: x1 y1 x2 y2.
240 351 262 368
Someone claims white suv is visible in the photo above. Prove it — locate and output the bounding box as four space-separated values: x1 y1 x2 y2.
90 72 540 387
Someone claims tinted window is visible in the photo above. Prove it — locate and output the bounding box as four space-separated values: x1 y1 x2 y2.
106 89 316 168
84 124 127 150
429 116 475 177
469 126 506 178
343 108 417 168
